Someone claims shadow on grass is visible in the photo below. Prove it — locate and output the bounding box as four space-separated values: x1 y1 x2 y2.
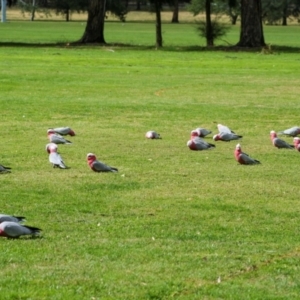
0 41 300 53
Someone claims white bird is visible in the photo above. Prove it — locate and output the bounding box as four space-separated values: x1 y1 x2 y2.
46 143 67 169
0 214 25 224
213 132 242 142
145 131 161 139
187 137 215 151
87 153 118 172
49 127 75 136
0 221 41 238
217 124 235 134
279 126 300 137
0 164 11 173
47 129 72 144
190 128 212 138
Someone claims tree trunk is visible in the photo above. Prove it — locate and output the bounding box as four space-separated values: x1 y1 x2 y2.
136 0 141 10
78 0 106 44
171 0 179 23
236 0 265 47
282 0 288 26
65 8 69 22
205 0 213 46
30 0 36 21
154 0 163 48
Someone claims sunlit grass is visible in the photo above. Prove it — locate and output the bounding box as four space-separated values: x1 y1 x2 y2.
0 21 300 299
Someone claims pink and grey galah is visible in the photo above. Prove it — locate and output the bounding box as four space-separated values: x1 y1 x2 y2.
213 131 242 142
0 221 41 238
190 128 212 138
187 137 215 151
145 131 161 139
293 137 300 152
270 130 294 149
47 129 72 144
0 214 25 224
234 144 260 165
278 126 300 137
49 127 76 136
46 143 68 169
87 153 118 172
0 164 11 173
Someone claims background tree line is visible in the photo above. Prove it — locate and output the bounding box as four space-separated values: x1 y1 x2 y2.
5 0 300 48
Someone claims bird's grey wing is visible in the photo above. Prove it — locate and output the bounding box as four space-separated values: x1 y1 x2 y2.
276 138 293 148
240 153 257 164
3 222 30 237
93 161 112 172
49 153 66 168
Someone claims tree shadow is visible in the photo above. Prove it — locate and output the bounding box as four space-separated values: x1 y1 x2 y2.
0 41 300 53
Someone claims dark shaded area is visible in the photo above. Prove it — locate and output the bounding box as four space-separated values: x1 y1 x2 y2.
0 42 300 54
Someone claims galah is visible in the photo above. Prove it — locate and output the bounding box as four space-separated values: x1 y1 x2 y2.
279 126 300 137
293 137 300 152
234 144 260 165
145 131 161 139
87 153 118 172
270 130 294 149
49 127 76 136
0 221 41 238
191 128 212 138
213 132 242 142
217 124 235 134
46 143 67 169
0 214 25 224
0 164 11 173
187 137 215 151
47 129 72 144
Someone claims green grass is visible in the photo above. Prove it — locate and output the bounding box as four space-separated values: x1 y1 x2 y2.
0 20 300 299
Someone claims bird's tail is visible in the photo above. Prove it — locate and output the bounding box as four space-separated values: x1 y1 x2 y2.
24 225 42 235
111 168 118 172
15 216 26 223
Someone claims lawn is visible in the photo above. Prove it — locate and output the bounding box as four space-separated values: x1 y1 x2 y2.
0 16 300 299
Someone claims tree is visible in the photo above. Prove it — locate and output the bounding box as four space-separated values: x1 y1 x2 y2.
51 0 88 22
78 0 106 43
171 0 179 23
154 0 163 47
236 0 266 47
77 0 127 44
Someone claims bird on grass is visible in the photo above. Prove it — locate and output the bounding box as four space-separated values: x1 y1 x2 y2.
213 131 242 142
278 126 300 137
145 131 161 139
217 124 235 134
0 214 25 224
0 164 11 173
49 127 76 136
270 130 294 149
0 221 41 238
234 144 260 165
46 143 68 169
190 128 212 138
293 137 300 152
87 153 118 172
187 137 215 151
47 129 72 145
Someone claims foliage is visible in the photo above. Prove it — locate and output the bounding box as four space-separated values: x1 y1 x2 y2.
195 18 231 41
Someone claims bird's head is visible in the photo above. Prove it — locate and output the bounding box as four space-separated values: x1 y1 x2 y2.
235 143 241 150
87 153 96 162
212 134 219 141
46 143 58 153
190 130 199 138
270 130 277 137
47 129 56 135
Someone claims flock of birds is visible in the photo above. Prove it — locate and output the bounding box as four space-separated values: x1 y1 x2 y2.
1 124 300 239
149 124 300 165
